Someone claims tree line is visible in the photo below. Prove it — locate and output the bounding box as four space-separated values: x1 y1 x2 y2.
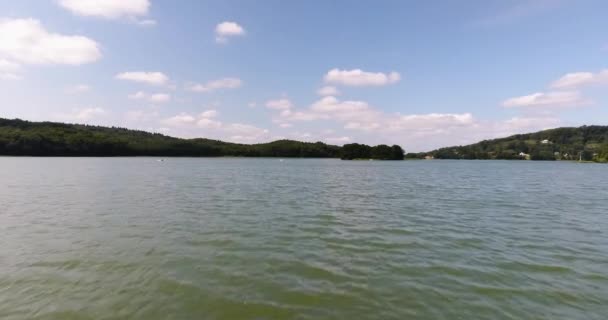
0 118 405 159
420 126 608 163
340 143 404 160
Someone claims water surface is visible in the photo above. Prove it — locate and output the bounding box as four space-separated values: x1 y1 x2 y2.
1 158 607 319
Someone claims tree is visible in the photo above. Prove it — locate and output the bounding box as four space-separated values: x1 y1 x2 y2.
340 143 372 160
371 144 393 160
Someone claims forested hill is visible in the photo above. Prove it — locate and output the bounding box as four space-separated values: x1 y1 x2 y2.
0 118 404 159
424 126 608 162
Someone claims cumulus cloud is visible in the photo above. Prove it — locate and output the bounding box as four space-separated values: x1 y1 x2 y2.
550 69 608 89
324 68 401 87
384 113 474 132
265 98 293 110
224 123 270 142
163 113 197 126
0 73 21 80
0 59 22 80
0 18 101 66
317 86 340 96
161 110 270 143
125 109 159 122
502 116 561 131
57 0 150 19
116 71 168 85
273 96 378 123
55 107 106 124
162 110 220 129
128 91 171 103
186 77 242 92
146 93 171 104
502 91 591 108
0 59 20 72
262 95 485 150
215 21 245 43
325 136 351 144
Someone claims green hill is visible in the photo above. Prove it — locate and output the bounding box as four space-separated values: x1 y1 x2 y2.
424 126 608 162
0 118 403 159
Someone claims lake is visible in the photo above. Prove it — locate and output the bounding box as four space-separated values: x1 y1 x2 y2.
1 158 607 319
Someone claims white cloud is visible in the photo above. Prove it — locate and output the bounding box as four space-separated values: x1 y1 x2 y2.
274 96 379 123
0 18 101 65
0 59 22 80
162 113 197 126
384 113 474 132
0 59 20 72
224 123 269 142
128 91 146 99
502 91 591 108
248 102 257 108
57 0 150 19
136 19 157 26
128 91 171 103
67 84 91 93
311 96 371 113
325 136 351 144
550 69 608 89
197 118 222 129
317 86 340 96
215 21 245 43
162 110 220 129
74 107 105 121
116 71 168 85
0 73 22 80
125 109 159 122
56 107 106 123
324 68 401 87
502 116 561 131
148 93 170 103
274 96 473 135
199 110 218 118
186 77 242 92
264 95 485 150
265 98 293 110
161 110 270 143
279 123 293 128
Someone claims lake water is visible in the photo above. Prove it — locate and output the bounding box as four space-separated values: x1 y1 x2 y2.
1 158 607 319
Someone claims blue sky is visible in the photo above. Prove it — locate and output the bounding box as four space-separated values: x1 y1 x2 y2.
0 0 607 151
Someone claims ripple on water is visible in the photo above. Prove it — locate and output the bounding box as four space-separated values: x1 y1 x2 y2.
1 159 608 320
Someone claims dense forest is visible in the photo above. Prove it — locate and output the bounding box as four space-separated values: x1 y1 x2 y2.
340 143 404 160
0 118 405 159
422 126 608 162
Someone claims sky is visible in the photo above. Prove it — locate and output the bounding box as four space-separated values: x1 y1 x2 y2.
0 0 607 151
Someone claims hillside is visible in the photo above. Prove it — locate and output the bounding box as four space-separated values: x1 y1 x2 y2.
0 118 403 159
423 126 608 162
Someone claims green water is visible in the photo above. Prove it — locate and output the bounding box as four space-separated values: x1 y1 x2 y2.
1 158 607 319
